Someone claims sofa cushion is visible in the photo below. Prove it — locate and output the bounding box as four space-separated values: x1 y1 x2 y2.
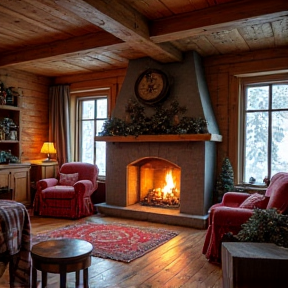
239 193 269 209
59 173 79 186
267 179 288 213
42 186 75 199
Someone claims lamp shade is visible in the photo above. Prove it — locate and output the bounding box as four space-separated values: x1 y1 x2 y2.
41 142 56 154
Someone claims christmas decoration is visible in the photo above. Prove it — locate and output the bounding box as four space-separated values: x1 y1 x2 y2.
99 99 208 136
214 157 235 202
236 208 288 248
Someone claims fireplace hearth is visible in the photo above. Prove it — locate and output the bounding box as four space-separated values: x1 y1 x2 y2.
95 51 222 229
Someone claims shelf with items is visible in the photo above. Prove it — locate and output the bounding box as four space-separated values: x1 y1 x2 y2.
0 105 21 163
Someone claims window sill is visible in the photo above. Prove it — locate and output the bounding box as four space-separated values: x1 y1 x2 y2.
97 176 106 183
235 184 267 194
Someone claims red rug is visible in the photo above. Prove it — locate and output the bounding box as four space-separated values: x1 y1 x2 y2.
32 222 178 263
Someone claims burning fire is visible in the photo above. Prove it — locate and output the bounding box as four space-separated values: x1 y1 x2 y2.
141 170 180 208
162 171 177 198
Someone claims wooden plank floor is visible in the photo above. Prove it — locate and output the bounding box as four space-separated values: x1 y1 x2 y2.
0 213 222 288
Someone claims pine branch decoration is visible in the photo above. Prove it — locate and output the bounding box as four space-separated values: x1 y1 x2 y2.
236 208 288 248
98 99 208 136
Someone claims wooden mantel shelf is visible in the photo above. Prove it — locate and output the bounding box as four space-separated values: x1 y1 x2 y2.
95 134 222 142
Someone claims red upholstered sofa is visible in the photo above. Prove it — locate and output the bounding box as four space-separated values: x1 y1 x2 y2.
202 172 288 264
34 162 99 219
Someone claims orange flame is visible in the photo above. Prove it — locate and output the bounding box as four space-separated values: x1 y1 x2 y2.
162 170 176 198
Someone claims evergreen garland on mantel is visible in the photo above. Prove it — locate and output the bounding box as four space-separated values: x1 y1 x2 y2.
98 99 208 137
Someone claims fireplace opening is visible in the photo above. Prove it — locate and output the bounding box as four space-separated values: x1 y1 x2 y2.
127 157 181 209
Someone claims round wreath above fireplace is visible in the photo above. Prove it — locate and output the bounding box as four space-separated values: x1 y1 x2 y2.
134 69 170 106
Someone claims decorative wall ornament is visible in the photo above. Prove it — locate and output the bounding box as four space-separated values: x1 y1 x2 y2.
134 69 170 106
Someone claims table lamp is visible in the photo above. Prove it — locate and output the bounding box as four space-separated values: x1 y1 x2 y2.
41 142 56 162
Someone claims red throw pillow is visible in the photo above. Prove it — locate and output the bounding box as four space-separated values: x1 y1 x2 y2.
59 173 79 186
239 193 269 209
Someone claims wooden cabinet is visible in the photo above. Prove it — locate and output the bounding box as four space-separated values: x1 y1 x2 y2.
0 105 21 161
0 164 31 206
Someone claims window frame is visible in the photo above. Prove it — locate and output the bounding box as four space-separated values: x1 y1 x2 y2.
70 87 111 180
78 96 108 168
238 74 288 185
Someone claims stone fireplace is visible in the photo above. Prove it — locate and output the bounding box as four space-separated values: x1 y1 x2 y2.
96 51 221 229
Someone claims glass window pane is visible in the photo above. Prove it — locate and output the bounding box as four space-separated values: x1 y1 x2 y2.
96 120 105 136
271 111 288 176
97 98 107 118
246 86 269 111
79 97 107 177
272 84 288 109
96 141 106 176
82 101 95 120
81 120 94 164
244 111 268 183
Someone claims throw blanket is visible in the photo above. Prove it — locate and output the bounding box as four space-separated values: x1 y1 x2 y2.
0 200 31 287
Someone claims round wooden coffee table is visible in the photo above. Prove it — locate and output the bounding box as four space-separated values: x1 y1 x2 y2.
31 238 93 288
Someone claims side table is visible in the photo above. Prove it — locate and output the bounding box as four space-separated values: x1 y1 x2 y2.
29 160 59 205
31 238 93 288
222 242 288 288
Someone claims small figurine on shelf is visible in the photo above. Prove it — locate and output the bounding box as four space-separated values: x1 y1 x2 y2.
6 87 19 106
0 118 18 140
0 150 20 164
0 81 7 105
0 128 4 140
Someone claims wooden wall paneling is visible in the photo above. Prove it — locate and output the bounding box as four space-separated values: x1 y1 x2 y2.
204 48 288 69
69 78 120 91
228 74 241 182
0 68 51 162
53 68 127 85
110 83 118 117
206 70 230 172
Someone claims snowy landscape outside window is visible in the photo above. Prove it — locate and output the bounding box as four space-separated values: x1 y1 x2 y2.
79 97 107 177
243 83 288 184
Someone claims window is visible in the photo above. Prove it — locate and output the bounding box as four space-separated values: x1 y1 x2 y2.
242 81 288 184
78 97 107 177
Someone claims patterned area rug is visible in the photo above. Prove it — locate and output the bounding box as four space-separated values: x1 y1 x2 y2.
32 222 178 263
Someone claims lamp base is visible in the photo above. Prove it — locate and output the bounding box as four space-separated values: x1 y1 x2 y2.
42 158 57 163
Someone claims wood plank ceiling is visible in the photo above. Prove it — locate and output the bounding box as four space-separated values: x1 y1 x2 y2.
0 0 287 77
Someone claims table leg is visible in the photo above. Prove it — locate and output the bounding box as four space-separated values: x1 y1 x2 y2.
42 271 47 288
60 273 66 288
83 268 89 288
75 270 80 286
32 267 37 288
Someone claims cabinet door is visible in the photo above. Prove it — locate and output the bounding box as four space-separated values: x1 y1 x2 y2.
42 164 57 179
0 170 10 189
11 168 30 206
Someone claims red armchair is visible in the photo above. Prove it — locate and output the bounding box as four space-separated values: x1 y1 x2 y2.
34 162 99 219
202 172 288 264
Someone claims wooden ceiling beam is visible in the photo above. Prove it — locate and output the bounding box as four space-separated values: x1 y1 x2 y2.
0 31 123 67
55 0 183 63
150 0 288 42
